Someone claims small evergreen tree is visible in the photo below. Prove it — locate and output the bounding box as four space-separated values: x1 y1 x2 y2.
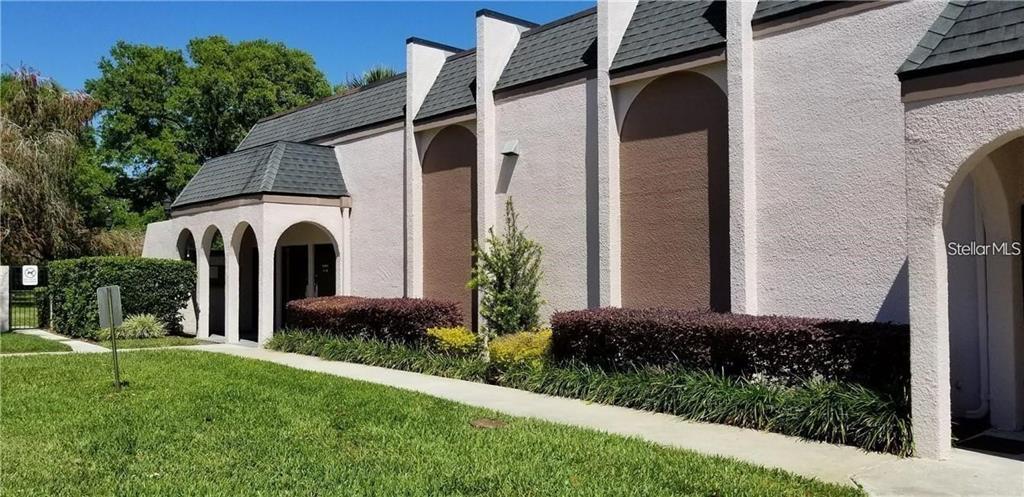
469 198 544 337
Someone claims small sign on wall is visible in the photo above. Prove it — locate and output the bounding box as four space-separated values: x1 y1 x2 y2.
21 265 38 286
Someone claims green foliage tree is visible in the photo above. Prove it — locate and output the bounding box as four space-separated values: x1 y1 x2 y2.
0 69 107 263
86 36 332 216
333 64 398 94
468 198 544 337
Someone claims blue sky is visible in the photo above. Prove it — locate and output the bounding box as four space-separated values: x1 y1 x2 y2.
1 1 592 91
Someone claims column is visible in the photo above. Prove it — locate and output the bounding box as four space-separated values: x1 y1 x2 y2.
726 0 759 314
596 0 638 307
196 242 211 339
908 218 952 459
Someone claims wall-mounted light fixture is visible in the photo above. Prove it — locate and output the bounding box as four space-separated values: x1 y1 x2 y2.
501 139 519 157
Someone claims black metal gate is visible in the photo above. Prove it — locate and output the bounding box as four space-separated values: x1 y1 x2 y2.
9 265 46 330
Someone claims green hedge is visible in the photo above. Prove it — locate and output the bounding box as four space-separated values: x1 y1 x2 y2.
33 286 50 329
49 257 195 339
267 329 912 455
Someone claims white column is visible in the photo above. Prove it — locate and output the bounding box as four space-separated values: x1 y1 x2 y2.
274 248 283 329
476 11 529 241
405 39 455 298
0 266 9 332
224 240 240 344
727 0 759 315
196 244 211 339
908 217 952 459
256 233 275 345
341 206 352 295
596 0 637 307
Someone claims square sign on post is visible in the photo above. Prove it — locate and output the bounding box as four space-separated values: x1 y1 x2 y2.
97 285 124 389
97 286 123 329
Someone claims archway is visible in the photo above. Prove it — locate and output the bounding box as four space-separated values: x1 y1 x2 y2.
943 135 1023 445
619 71 729 310
203 228 226 337
274 222 339 330
421 124 476 319
234 224 259 342
176 230 198 335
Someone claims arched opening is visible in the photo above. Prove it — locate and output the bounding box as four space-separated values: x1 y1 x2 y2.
274 222 339 330
203 228 226 337
943 135 1024 448
421 124 476 321
619 71 729 310
234 224 260 342
176 230 198 335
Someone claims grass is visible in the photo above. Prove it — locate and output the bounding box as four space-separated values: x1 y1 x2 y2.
0 332 71 354
0 351 862 496
100 336 202 349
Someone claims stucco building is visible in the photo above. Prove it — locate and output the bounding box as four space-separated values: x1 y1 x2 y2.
143 0 1024 459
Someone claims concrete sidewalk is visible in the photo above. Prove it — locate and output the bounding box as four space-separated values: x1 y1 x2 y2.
191 343 1022 496
12 328 108 353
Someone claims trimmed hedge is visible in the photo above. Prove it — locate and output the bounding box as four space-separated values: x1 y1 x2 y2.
34 286 50 329
550 308 909 389
285 296 463 343
49 257 195 339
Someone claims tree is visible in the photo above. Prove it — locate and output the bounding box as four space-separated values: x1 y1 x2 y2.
468 198 544 337
333 64 398 94
86 36 332 215
0 69 103 263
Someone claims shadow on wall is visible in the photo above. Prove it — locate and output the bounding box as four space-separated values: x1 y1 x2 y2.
876 258 909 323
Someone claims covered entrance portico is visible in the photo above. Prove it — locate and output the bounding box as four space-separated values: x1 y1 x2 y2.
142 141 352 345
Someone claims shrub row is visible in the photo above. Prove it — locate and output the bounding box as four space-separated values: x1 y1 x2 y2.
285 296 463 343
34 286 50 329
49 257 195 339
550 308 909 389
268 330 490 382
268 329 912 455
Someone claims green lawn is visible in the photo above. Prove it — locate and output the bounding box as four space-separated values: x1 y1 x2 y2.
0 332 70 354
100 336 203 349
0 351 862 497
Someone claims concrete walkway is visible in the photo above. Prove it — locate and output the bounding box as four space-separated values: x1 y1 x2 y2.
12 328 108 353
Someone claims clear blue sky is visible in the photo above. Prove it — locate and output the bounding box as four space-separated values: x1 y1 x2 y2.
1 1 592 91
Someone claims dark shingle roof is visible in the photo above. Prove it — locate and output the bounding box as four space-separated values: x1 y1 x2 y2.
495 8 598 91
172 141 347 208
611 0 726 72
899 1 1024 78
236 74 406 150
752 1 833 24
415 50 477 122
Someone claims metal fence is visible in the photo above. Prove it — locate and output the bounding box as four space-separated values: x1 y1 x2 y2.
9 265 47 330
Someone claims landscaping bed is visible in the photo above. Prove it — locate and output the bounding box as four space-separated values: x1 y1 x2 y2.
0 350 861 496
268 329 911 455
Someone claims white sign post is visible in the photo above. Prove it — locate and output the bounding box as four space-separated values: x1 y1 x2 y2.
97 286 124 390
21 265 38 286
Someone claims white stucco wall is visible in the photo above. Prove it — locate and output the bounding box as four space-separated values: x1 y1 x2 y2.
905 83 1024 457
495 79 595 320
331 128 406 298
753 1 944 323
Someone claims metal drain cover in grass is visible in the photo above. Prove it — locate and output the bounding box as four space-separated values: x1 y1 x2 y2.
470 418 506 429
